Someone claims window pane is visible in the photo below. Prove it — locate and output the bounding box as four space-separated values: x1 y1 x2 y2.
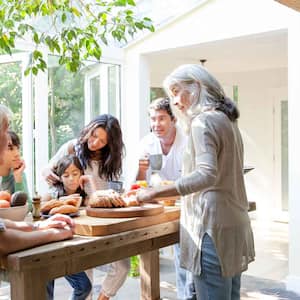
48 58 85 157
0 62 22 138
90 75 101 119
108 65 119 116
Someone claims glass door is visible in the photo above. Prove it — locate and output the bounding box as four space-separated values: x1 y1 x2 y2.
0 53 34 195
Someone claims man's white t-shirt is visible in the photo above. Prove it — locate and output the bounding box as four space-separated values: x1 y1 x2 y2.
138 127 187 182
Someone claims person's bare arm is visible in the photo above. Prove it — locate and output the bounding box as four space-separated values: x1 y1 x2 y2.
136 158 150 180
79 175 96 195
0 214 74 256
0 227 73 256
137 184 179 203
12 159 25 183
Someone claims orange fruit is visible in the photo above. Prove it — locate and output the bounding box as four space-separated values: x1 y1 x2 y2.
0 199 10 208
0 191 11 202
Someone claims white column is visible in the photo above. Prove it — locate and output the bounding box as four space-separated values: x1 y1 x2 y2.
34 68 49 195
21 56 34 196
122 53 150 187
286 12 300 294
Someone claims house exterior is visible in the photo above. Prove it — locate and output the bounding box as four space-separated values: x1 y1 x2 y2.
122 0 300 294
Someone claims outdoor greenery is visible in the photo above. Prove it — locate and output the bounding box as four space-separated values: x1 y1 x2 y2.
0 0 154 75
48 63 85 156
0 62 22 134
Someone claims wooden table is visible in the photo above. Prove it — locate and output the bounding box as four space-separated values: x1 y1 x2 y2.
2 208 179 300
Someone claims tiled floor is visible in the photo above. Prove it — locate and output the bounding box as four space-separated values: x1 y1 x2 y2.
0 216 292 299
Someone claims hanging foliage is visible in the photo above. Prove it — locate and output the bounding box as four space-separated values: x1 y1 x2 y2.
0 0 154 75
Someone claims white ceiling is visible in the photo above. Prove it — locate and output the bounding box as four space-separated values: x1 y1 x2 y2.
147 29 287 86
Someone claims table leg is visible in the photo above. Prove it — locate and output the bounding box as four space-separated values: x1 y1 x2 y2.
10 269 47 300
140 249 160 300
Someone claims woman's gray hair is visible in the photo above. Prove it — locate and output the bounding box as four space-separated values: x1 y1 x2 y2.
0 104 12 130
163 64 239 132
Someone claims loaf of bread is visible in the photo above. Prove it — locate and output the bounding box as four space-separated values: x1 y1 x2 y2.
89 189 127 208
89 189 141 208
49 204 78 215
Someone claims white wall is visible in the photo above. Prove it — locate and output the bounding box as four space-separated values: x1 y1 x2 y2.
229 69 288 219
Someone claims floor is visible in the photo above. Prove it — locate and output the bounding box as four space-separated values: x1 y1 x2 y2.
0 215 293 299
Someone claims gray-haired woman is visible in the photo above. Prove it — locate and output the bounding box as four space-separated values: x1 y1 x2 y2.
137 64 255 300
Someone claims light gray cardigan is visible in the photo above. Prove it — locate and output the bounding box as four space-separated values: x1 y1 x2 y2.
175 110 255 277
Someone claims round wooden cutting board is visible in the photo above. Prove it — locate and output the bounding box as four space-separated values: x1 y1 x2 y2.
86 203 164 218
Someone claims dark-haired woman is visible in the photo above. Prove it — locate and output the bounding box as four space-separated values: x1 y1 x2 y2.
137 64 255 300
42 114 130 300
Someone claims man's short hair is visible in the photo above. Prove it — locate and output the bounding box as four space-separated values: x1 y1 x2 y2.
148 97 175 120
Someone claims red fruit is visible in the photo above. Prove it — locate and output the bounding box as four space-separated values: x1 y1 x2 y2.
130 184 141 190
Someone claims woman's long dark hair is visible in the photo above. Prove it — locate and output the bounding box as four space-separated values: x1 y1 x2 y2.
75 114 124 181
53 154 86 198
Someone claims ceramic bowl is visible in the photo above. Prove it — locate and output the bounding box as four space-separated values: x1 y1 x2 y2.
0 203 28 221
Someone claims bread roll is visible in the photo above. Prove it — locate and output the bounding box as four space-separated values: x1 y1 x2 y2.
49 204 78 215
63 198 78 207
41 199 63 213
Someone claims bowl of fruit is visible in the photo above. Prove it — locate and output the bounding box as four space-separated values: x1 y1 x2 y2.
0 191 29 221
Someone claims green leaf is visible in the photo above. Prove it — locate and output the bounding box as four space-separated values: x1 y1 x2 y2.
67 30 75 41
100 34 108 45
127 0 136 6
114 0 127 7
4 20 14 29
61 12 67 23
135 21 144 30
33 32 39 44
32 67 38 75
93 47 102 60
24 68 31 76
71 7 81 17
33 50 42 59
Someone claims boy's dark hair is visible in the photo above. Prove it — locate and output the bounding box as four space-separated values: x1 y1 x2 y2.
8 130 20 147
148 97 175 120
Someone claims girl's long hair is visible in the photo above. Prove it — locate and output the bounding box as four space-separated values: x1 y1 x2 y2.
53 154 86 198
163 64 239 133
75 114 124 181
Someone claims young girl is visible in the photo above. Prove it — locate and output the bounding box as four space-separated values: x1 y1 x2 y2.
43 154 92 300
0 130 32 211
42 114 130 300
42 154 92 204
